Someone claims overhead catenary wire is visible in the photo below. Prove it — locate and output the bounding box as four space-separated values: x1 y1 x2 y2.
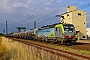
35 0 77 24
18 0 57 26
10 12 90 31
29 0 89 22
24 0 45 19
77 0 90 10
17 0 58 26
36 3 90 26
22 0 89 27
11 0 90 32
29 0 57 18
24 0 73 26
32 0 82 20
20 1 88 25
31 0 45 13
19 0 45 24
36 13 90 28
20 2 90 27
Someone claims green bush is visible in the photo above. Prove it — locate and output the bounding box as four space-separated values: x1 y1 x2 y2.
0 33 3 36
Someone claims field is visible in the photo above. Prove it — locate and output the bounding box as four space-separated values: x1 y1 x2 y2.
1 37 90 60
0 36 10 60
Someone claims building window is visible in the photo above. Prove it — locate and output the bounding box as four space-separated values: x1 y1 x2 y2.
67 14 69 16
61 16 65 19
78 13 81 16
83 36 85 38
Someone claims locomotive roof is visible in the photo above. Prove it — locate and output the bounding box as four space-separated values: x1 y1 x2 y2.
63 24 74 26
40 23 74 28
37 23 74 30
41 23 62 28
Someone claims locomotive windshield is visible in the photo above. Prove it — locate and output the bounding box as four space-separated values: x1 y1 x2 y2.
63 24 74 31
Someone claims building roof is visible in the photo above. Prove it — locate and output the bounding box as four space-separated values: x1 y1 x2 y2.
61 9 86 16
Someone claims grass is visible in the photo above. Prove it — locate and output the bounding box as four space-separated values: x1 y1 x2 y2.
0 45 10 60
0 36 10 60
79 50 90 55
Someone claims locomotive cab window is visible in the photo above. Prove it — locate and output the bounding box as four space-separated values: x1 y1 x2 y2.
56 27 57 31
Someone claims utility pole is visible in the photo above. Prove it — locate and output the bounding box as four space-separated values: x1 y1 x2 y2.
6 21 8 35
34 21 36 40
3 28 5 35
34 21 36 29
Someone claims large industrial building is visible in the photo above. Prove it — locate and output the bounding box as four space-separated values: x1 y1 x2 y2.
60 6 87 40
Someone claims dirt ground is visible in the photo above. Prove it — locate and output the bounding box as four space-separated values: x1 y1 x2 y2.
77 40 90 43
58 39 90 51
70 40 90 51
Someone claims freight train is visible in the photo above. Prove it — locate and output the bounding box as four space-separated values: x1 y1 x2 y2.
8 23 77 45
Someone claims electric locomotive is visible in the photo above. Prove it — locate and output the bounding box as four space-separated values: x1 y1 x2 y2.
35 23 77 45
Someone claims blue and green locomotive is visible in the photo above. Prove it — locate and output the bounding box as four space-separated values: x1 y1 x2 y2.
35 23 77 45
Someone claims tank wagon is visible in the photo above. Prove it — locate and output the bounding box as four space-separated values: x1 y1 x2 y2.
24 30 35 39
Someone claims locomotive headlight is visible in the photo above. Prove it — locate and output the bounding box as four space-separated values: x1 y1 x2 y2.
69 31 72 32
64 31 67 32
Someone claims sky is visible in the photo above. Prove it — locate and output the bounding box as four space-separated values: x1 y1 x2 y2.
0 0 90 34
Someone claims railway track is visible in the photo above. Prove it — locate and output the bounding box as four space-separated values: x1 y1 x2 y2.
10 38 90 60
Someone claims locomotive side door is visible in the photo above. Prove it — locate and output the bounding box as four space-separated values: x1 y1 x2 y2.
55 27 62 38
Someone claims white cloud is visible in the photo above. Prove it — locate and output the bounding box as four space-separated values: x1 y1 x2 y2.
27 0 33 4
0 0 34 12
0 0 12 12
12 3 27 8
